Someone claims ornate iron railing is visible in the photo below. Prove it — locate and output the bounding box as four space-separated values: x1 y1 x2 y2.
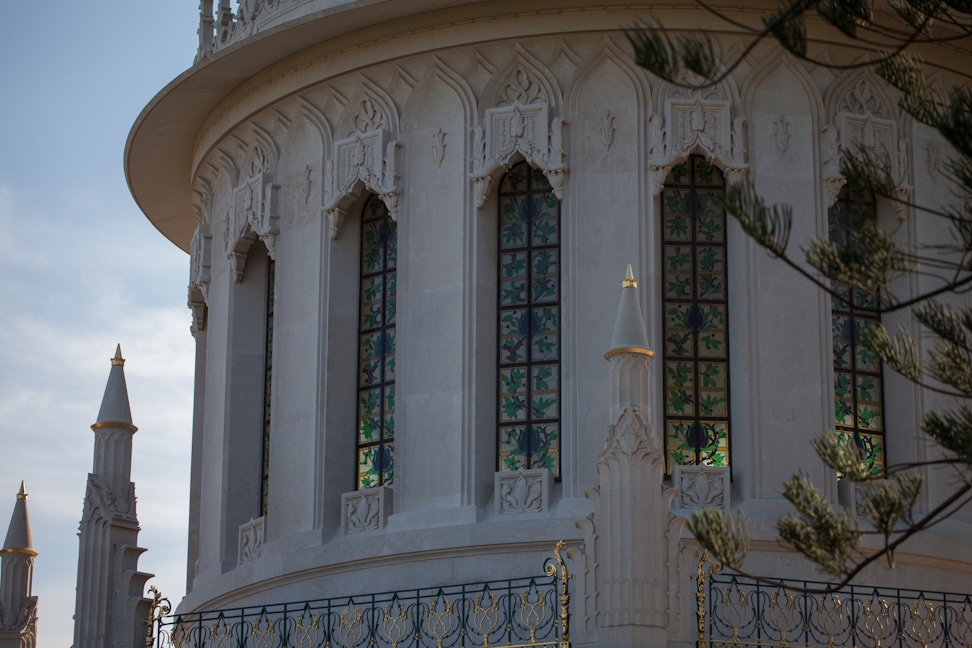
150 541 571 648
695 553 972 648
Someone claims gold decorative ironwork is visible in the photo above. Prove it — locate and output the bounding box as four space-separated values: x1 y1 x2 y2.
143 585 171 648
692 550 722 648
544 539 572 648
151 541 575 648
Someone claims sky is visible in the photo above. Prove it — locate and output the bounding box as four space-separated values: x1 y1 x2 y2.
0 3 202 645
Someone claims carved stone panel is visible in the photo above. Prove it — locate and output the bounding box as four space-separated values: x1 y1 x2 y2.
238 515 266 565
342 486 392 535
495 468 552 515
323 128 401 239
673 465 729 510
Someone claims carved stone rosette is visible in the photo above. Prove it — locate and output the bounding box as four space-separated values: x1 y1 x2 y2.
341 486 392 535
495 468 552 515
647 98 748 196
238 516 266 565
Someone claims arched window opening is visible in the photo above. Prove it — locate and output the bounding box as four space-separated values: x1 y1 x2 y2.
356 196 397 489
830 188 886 476
661 155 731 474
260 257 275 515
497 161 561 478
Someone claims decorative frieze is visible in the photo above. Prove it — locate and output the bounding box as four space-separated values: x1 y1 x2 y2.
673 465 729 510
342 486 392 535
188 225 212 334
238 516 266 565
495 468 552 515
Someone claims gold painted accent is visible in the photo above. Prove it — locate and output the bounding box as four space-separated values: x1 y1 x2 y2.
16 481 26 501
603 346 656 360
0 547 37 557
90 420 138 433
111 344 126 367
622 263 637 289
143 585 171 648
544 540 572 648
693 550 722 648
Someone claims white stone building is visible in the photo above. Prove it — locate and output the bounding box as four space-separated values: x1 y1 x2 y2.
124 1 972 646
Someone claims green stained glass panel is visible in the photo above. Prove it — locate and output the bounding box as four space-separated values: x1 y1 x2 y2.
829 188 886 476
661 155 731 474
497 161 561 478
355 196 396 489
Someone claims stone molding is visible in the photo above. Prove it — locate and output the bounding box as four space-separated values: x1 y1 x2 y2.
342 486 392 535
238 516 266 565
495 468 552 515
673 465 729 511
84 476 136 522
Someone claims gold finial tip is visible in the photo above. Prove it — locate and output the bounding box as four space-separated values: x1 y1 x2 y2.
16 481 27 501
621 264 637 289
111 344 125 367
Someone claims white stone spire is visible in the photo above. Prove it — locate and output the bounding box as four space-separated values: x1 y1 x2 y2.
0 483 38 648
72 347 153 648
579 266 677 647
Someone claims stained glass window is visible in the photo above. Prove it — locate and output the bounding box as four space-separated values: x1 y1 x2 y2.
261 258 275 515
661 155 731 473
356 196 397 489
497 162 561 478
830 188 885 475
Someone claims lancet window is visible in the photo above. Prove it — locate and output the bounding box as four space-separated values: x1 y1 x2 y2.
260 258 275 515
356 196 397 488
497 161 561 478
830 188 885 475
661 155 731 473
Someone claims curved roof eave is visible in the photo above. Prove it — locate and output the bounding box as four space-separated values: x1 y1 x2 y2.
125 0 473 252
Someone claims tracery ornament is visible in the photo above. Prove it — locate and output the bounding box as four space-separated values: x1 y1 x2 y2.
323 98 401 240
356 196 397 489
497 162 561 478
648 78 747 196
829 188 886 476
661 156 731 473
822 77 912 218
470 67 568 208
226 143 280 281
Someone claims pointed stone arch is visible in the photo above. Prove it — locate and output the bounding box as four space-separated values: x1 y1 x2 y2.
224 124 282 280
821 70 911 213
403 57 476 170
324 77 402 239
647 71 748 196
471 46 568 208
564 37 651 119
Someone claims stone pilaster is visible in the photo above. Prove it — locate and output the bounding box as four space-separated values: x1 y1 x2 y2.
72 346 154 648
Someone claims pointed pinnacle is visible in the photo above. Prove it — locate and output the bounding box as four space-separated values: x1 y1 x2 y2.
622 263 637 289
16 482 26 501
111 344 125 367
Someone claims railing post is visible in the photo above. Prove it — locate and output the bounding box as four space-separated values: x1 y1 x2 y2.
143 586 171 648
692 550 721 648
545 540 573 648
